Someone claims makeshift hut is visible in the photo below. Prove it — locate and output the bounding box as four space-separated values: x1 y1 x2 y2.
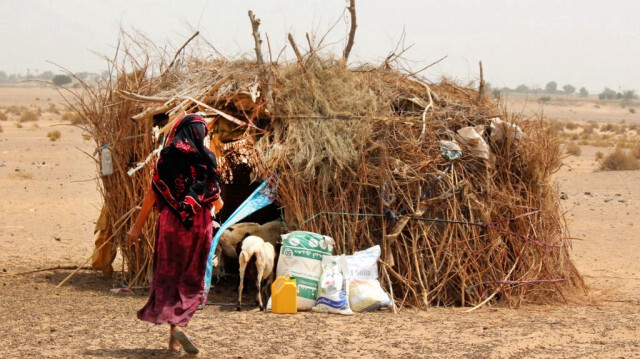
68 16 584 309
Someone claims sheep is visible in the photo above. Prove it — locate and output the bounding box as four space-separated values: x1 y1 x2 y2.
214 221 284 281
220 221 284 257
235 234 280 311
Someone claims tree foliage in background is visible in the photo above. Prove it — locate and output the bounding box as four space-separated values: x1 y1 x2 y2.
599 87 617 100
545 81 558 93
52 74 72 86
563 84 576 94
579 87 589 97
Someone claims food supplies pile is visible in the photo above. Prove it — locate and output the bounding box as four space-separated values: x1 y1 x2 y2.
73 17 586 309
271 231 392 314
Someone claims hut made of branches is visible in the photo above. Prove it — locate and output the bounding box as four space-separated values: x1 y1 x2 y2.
71 31 585 309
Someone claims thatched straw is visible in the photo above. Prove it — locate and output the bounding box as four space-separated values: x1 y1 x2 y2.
69 30 584 307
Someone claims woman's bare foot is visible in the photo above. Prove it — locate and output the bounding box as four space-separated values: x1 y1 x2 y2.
169 325 181 351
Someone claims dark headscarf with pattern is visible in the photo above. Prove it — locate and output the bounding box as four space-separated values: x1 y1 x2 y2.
151 114 220 228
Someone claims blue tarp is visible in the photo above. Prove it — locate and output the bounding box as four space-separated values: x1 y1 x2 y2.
203 179 277 295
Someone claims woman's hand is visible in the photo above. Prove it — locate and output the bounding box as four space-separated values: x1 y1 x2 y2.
126 227 142 246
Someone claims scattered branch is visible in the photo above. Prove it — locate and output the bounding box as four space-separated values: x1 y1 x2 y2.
168 31 200 68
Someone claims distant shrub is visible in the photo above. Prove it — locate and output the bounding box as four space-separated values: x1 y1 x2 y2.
600 148 640 171
595 151 604 161
582 124 594 134
630 108 636 114
61 111 82 125
6 105 24 115
47 130 62 141
19 110 39 122
0 124 3 133
0 111 6 121
47 103 59 114
539 96 551 102
16 123 23 128
565 121 578 130
594 104 600 109
566 142 581 156
600 123 618 132
631 144 640 159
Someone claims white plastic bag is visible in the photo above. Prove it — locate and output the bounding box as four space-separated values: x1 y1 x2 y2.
490 117 523 142
312 255 353 315
457 126 490 160
346 245 393 312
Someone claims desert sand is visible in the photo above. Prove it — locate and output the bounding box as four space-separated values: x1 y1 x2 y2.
0 87 638 358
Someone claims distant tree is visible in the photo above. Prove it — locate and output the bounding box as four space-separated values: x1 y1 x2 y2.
75 71 90 80
599 87 616 100
37 71 54 81
579 87 589 97
52 74 72 86
545 81 558 94
623 90 638 100
0 71 7 83
563 84 576 95
515 84 530 93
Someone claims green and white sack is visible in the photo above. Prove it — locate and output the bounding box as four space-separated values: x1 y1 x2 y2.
276 231 334 310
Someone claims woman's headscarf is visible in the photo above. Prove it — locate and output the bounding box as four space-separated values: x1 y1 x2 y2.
151 114 220 228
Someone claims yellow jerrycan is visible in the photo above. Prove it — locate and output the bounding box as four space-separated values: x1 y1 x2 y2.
271 276 297 314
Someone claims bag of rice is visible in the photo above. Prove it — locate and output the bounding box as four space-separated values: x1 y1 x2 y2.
276 231 334 310
312 255 353 315
346 245 393 312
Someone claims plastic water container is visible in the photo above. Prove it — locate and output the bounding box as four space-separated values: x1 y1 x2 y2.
101 145 113 176
271 276 297 314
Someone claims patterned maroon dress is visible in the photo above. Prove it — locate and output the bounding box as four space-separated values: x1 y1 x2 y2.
137 200 212 326
137 114 220 327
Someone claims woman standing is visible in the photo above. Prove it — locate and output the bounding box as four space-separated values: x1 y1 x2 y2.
127 114 223 354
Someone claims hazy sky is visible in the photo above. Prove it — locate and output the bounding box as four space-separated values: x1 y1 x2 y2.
1 0 638 92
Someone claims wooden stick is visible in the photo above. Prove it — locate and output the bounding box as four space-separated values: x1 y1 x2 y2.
343 0 357 60
117 90 169 103
248 11 265 68
5 265 93 277
288 33 314 88
168 31 200 68
477 61 485 102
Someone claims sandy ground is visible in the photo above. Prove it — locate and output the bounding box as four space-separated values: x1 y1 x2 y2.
0 87 639 358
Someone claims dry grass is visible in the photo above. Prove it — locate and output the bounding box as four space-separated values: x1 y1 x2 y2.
9 171 34 180
18 110 39 123
631 144 640 159
600 148 640 171
0 111 7 121
61 111 82 125
595 151 604 161
46 130 61 141
0 123 3 133
5 105 25 116
564 121 578 130
566 142 581 156
47 103 60 114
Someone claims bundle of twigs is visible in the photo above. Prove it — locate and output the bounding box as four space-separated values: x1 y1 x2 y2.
69 24 584 306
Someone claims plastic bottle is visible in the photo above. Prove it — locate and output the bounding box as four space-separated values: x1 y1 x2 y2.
271 276 297 314
101 145 113 176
